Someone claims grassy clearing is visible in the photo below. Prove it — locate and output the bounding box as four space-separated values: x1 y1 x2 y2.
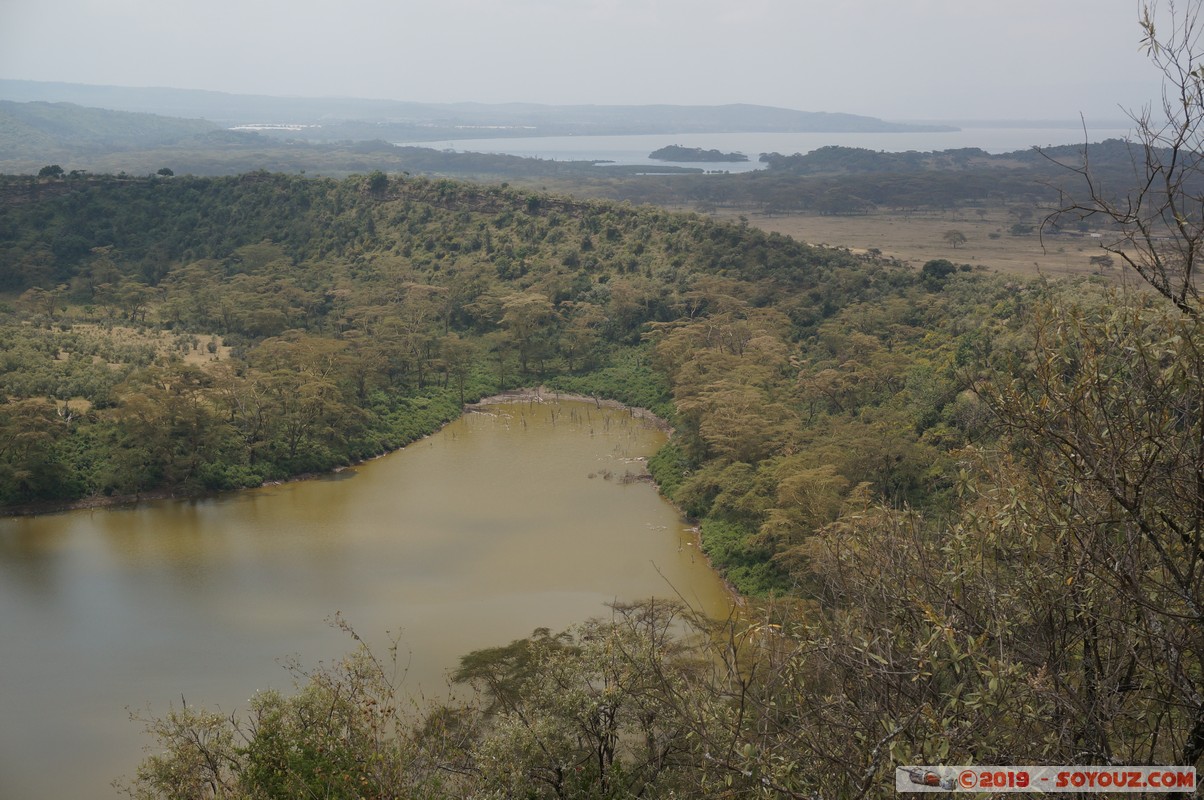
711 206 1134 283
66 322 234 366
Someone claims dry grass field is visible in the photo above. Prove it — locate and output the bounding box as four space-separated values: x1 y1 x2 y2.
65 322 233 366
711 207 1130 283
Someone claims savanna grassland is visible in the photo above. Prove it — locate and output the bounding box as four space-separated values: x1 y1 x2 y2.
716 205 1118 279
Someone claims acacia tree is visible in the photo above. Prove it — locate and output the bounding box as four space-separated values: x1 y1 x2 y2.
941 229 967 249
500 291 557 375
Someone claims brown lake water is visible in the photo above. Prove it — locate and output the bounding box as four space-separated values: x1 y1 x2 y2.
0 398 733 799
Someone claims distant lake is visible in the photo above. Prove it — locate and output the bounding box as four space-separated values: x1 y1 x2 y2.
397 127 1137 173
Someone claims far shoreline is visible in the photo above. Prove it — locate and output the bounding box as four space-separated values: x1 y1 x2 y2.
0 386 745 605
466 385 673 432
0 386 672 518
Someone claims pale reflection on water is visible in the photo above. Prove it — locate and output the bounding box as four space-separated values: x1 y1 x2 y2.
0 400 732 799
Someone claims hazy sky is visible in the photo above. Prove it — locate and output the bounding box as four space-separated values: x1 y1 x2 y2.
0 0 1169 122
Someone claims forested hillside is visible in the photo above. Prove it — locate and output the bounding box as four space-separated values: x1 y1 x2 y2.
0 100 218 162
4 168 1201 798
0 170 1007 595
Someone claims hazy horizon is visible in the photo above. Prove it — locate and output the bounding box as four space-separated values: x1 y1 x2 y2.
0 0 1168 125
0 77 1145 129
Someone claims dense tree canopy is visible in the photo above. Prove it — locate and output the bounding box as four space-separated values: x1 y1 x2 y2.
0 171 947 526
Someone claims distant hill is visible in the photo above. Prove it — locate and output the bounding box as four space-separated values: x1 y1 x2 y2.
0 95 1146 219
0 100 218 162
0 99 658 178
0 80 957 140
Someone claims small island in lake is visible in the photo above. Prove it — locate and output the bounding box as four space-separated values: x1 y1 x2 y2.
649 144 749 162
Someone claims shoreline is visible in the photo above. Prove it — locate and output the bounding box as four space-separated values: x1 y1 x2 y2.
0 386 745 605
0 387 671 518
466 385 674 433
